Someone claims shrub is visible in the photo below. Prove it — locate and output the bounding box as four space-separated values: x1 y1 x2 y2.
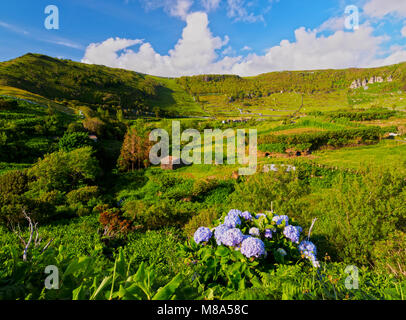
0 170 28 196
0 194 56 226
65 122 86 133
37 190 65 206
28 147 100 193
123 198 195 230
312 167 406 265
58 132 94 152
372 231 406 278
97 206 134 239
258 127 383 152
83 117 105 136
183 208 220 238
228 171 309 220
66 186 99 206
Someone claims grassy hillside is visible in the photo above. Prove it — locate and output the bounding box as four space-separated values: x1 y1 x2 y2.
0 53 204 118
176 63 406 117
1 53 406 119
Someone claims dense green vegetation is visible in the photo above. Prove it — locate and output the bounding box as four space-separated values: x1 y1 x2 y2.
0 54 405 301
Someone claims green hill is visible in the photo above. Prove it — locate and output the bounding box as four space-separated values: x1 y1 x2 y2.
1 53 406 119
0 53 205 118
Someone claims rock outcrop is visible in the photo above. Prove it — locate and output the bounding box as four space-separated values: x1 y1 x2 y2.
349 76 385 89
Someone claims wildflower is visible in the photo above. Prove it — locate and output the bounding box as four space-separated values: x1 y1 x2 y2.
194 227 212 244
283 225 301 243
272 215 289 226
240 237 266 258
224 214 241 228
249 227 260 237
214 224 230 245
241 211 253 221
222 228 244 247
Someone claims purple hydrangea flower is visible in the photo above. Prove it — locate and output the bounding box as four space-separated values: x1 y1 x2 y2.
241 211 253 221
264 228 274 239
227 209 242 218
222 228 244 247
272 215 289 226
249 227 260 237
240 237 266 258
299 240 317 255
224 214 241 228
299 241 320 268
214 224 230 245
283 225 301 243
255 213 267 219
194 227 212 244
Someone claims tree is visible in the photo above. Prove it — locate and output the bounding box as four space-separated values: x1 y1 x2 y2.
117 121 152 171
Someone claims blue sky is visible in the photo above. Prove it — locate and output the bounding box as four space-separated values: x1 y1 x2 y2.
1 0 406 76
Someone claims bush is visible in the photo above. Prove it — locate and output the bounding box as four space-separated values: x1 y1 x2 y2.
312 167 406 265
183 208 220 238
372 231 406 278
123 198 196 230
66 186 99 206
310 108 397 121
258 127 383 152
228 171 309 220
58 132 94 152
97 205 134 239
0 170 28 196
0 194 56 226
28 147 100 194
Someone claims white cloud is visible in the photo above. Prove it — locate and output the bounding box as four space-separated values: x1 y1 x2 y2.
363 0 406 18
200 0 221 11
226 0 264 23
316 16 345 33
82 38 143 67
0 20 29 35
402 26 406 37
82 12 237 76
230 25 388 76
241 45 252 51
140 0 193 19
83 11 406 77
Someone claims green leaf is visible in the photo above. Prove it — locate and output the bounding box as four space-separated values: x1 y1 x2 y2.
152 273 183 300
215 246 229 257
63 256 91 278
90 275 112 300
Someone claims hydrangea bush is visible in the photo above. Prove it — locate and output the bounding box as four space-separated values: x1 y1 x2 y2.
179 209 320 294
